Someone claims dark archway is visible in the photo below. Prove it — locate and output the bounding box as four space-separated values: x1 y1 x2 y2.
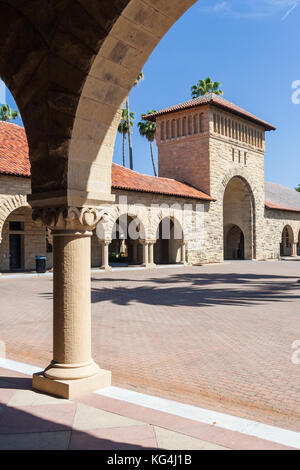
224 225 245 260
154 217 183 265
280 225 294 257
223 176 255 260
109 214 143 267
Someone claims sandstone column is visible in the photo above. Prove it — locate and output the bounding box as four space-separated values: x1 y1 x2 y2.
32 207 111 399
180 241 187 265
101 240 112 271
142 240 149 267
292 242 298 257
148 241 156 269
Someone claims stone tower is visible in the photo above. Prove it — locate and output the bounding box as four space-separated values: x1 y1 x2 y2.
147 94 276 262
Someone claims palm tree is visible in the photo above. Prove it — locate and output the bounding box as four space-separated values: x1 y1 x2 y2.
295 185 300 193
118 108 134 167
126 71 144 170
191 77 224 99
138 110 157 177
0 104 19 122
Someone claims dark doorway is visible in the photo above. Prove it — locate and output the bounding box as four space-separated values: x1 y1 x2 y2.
9 234 23 270
225 225 245 260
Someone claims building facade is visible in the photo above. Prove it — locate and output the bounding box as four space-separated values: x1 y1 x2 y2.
0 94 300 274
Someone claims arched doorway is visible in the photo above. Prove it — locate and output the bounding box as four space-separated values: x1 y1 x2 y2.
223 177 255 260
109 214 144 267
154 217 183 265
224 225 245 260
280 225 294 257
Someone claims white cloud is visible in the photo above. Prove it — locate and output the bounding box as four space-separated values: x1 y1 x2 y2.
199 0 299 20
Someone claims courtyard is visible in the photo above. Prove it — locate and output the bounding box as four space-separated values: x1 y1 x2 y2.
1 260 299 433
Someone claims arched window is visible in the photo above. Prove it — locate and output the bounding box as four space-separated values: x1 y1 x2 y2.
171 119 176 138
193 114 198 134
199 113 204 133
166 120 170 139
160 122 165 141
213 113 217 133
182 117 187 136
188 116 192 135
177 118 181 137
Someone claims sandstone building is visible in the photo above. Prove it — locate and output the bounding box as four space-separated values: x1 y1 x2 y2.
0 94 300 274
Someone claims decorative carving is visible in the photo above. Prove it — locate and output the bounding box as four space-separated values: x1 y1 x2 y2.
32 206 109 231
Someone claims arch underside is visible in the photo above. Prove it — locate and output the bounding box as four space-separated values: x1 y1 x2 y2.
0 0 197 207
223 176 255 260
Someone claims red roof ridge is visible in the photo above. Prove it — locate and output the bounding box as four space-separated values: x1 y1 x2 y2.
265 201 300 213
145 93 276 131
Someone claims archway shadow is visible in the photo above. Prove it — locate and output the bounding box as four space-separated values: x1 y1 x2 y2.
89 272 300 308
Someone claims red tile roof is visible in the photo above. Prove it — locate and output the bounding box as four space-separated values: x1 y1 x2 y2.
0 122 213 201
145 93 276 131
265 201 300 214
0 121 30 177
111 163 213 201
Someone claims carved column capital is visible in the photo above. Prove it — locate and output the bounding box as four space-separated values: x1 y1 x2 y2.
32 206 109 232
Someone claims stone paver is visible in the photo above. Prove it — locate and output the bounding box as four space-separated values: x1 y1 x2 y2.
0 369 293 450
0 261 300 430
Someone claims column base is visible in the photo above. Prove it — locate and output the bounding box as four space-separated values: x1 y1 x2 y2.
32 369 111 399
101 265 112 272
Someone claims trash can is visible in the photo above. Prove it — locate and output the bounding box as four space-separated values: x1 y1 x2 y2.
35 256 47 274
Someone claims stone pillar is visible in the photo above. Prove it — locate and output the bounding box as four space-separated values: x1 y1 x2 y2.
180 241 187 265
148 241 156 269
292 242 298 257
142 240 149 267
101 240 112 271
32 206 111 399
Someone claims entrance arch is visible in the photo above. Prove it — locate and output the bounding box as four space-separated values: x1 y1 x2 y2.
224 225 245 260
280 225 294 257
109 214 144 267
223 176 255 260
154 217 183 265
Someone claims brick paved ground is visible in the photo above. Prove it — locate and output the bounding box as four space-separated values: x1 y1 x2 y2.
0 261 300 431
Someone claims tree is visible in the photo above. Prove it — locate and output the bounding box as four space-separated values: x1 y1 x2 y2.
0 104 19 122
126 71 144 170
118 108 135 167
138 110 157 177
295 185 300 193
191 77 224 99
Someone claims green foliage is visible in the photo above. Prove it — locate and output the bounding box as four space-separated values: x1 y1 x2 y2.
118 108 135 137
138 110 157 143
295 185 300 192
138 111 157 176
0 104 19 122
191 77 224 99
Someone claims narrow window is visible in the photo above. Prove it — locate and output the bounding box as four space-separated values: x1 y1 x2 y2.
199 113 204 133
244 152 247 165
217 114 221 134
232 148 235 162
238 150 241 163
213 113 217 132
188 116 192 135
182 117 187 136
166 120 170 139
171 119 176 138
160 122 165 141
177 118 181 137
221 117 224 135
193 115 198 134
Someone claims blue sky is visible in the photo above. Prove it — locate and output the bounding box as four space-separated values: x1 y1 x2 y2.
1 0 300 189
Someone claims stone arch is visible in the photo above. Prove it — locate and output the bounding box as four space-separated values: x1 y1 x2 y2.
0 195 29 242
223 175 256 260
104 204 148 241
0 1 197 204
150 207 186 242
281 225 294 257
